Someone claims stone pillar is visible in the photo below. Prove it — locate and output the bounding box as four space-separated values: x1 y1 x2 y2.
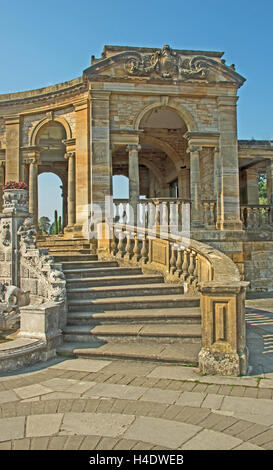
0 162 5 213
198 280 249 376
29 157 39 228
90 90 112 222
21 147 40 228
188 146 202 227
214 147 222 229
64 151 76 227
74 99 90 234
127 144 141 225
218 96 242 230
245 168 259 204
178 168 190 199
5 115 21 182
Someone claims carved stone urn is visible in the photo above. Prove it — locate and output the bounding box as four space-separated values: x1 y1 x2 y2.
2 182 29 214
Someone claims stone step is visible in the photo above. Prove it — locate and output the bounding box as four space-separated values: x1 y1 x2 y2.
67 307 201 325
42 245 92 252
67 283 183 301
68 294 200 312
66 274 164 288
52 254 100 263
56 341 200 365
63 323 202 345
63 266 141 279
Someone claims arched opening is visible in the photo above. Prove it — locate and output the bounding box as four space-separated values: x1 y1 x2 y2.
35 121 68 233
139 106 189 199
38 172 63 234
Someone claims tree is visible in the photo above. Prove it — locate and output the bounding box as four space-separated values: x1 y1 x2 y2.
258 173 267 204
38 216 51 234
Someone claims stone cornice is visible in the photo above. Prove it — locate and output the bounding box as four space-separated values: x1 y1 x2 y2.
0 78 87 108
184 131 220 147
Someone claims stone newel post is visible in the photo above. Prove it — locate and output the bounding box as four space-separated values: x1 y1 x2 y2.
198 280 249 376
0 187 29 286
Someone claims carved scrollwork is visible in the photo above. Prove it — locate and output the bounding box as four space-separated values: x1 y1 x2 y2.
0 222 11 247
125 45 208 80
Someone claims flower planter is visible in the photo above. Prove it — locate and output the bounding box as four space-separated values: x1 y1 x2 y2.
3 189 29 213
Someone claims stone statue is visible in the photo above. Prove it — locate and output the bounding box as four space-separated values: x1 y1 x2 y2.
0 283 30 330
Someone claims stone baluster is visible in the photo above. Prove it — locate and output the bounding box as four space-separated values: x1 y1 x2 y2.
140 234 148 264
246 207 254 229
154 201 160 231
124 231 134 261
121 202 127 226
175 246 183 278
169 202 177 232
181 249 189 282
132 233 141 263
203 202 210 226
169 244 177 275
162 201 169 232
110 229 118 256
188 251 196 284
116 231 125 258
148 201 155 229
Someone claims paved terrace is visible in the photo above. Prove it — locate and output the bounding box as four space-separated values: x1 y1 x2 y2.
0 294 272 451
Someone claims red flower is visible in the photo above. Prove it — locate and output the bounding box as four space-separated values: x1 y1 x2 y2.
3 181 28 190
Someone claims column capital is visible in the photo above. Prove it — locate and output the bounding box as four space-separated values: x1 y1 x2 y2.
21 146 42 164
126 144 141 153
64 151 76 160
187 145 202 154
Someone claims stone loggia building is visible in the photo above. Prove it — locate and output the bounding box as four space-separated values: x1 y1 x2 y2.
0 45 272 375
0 44 272 289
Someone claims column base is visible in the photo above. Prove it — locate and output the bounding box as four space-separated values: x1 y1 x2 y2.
198 347 248 377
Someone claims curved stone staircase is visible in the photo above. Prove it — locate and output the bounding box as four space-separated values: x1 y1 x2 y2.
37 237 202 365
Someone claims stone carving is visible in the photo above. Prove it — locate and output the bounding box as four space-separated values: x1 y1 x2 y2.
0 222 11 247
17 216 37 252
0 284 30 330
125 45 208 80
3 189 28 212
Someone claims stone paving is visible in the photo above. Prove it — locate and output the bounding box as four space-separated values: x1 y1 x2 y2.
0 356 273 450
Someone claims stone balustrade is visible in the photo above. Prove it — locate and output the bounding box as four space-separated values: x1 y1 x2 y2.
104 221 249 376
240 204 273 230
113 198 191 233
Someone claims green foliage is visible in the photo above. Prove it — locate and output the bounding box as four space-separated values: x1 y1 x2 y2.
58 215 62 234
258 173 267 204
54 210 58 235
38 216 51 234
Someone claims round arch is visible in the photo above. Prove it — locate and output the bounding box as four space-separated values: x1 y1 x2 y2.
29 116 72 146
140 135 182 171
133 101 197 133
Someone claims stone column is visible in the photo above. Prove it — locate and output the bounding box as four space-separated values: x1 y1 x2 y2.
74 99 90 234
64 151 76 227
127 144 141 225
5 115 21 182
0 162 5 213
178 168 190 199
214 147 222 229
90 90 112 221
188 146 202 227
218 96 242 230
29 157 39 227
245 168 259 204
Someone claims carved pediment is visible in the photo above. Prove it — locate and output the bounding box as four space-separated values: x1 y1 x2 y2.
83 45 246 86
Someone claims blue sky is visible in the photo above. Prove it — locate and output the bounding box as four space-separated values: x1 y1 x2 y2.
1 0 273 220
